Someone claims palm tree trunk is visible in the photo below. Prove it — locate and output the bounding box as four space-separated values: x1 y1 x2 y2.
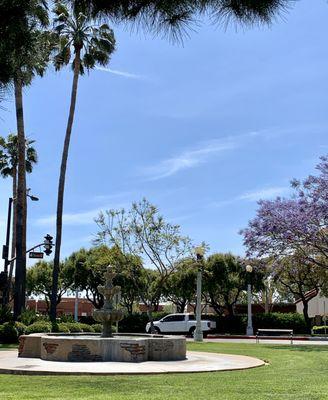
50 49 81 321
13 77 27 320
8 167 17 299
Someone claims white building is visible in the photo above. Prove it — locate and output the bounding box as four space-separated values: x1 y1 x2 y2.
295 289 328 319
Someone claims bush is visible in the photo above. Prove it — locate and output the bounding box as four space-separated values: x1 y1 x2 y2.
119 313 149 333
312 326 328 335
57 323 70 333
64 322 82 333
14 321 27 336
207 313 308 335
252 313 308 334
79 323 95 333
58 314 75 323
25 321 51 334
19 309 38 326
0 306 12 324
92 324 103 333
0 322 19 343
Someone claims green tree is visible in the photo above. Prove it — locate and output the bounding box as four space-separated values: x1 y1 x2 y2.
163 258 197 313
27 261 72 311
272 253 328 331
95 199 191 330
63 246 144 314
204 253 264 316
0 134 38 304
50 2 116 321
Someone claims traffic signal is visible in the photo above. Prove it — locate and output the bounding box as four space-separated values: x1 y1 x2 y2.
44 234 53 256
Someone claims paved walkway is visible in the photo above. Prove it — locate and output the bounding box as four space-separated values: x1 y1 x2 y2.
0 350 264 375
198 338 328 345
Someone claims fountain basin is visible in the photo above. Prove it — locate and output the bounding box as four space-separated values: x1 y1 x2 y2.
18 333 186 362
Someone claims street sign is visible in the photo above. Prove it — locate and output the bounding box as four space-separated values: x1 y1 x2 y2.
29 251 44 259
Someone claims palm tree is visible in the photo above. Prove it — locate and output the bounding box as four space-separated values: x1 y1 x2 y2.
0 134 38 304
0 0 52 318
50 2 116 321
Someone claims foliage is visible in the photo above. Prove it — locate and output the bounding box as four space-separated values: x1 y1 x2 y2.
203 253 264 316
242 156 328 270
18 309 39 326
84 0 292 42
25 321 51 334
0 305 12 324
118 312 168 333
27 261 73 309
0 134 37 178
0 322 19 343
270 253 328 330
312 326 328 335
78 323 95 333
56 323 70 333
95 199 191 330
162 258 197 312
92 324 103 333
14 321 27 336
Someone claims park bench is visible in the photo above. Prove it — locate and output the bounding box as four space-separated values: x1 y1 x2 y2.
256 329 293 345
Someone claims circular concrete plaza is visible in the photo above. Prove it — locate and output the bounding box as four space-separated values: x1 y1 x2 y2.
0 350 264 375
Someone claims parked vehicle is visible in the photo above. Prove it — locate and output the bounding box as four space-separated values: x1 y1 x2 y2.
145 313 216 337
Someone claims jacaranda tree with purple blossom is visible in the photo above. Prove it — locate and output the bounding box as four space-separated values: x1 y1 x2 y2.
242 156 328 270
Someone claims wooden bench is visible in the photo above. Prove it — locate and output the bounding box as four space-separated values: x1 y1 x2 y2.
256 329 293 344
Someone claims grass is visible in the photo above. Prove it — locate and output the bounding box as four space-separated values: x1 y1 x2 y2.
0 342 327 400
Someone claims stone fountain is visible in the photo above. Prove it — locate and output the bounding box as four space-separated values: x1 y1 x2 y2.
18 265 186 363
93 266 125 337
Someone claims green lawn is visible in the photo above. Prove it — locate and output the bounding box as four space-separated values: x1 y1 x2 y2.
0 342 327 400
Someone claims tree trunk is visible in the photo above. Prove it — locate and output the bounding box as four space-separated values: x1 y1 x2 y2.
50 50 81 321
8 167 17 299
13 77 27 320
302 300 312 333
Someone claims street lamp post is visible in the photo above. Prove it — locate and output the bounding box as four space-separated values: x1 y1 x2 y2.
194 245 205 342
246 264 254 336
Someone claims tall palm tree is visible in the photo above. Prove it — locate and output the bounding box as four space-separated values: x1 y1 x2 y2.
0 134 38 304
0 0 52 318
50 2 116 321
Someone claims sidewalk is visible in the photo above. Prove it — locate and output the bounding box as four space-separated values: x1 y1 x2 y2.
196 336 328 345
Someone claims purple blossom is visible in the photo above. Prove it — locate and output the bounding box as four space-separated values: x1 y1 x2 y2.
241 156 328 268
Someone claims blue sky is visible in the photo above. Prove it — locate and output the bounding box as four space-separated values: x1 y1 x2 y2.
0 0 327 266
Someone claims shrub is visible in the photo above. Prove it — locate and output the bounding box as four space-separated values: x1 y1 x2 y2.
19 309 38 326
0 322 19 343
64 322 82 333
57 323 70 333
252 313 308 334
119 313 150 333
59 314 75 323
312 326 328 335
92 324 103 333
79 323 95 333
0 305 12 324
25 321 51 334
14 321 27 336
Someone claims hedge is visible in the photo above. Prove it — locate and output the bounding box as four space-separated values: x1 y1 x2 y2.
207 313 308 334
312 326 328 335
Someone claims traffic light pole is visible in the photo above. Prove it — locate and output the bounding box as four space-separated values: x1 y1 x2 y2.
8 240 55 264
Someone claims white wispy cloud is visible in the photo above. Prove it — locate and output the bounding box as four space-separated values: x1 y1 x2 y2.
238 186 289 201
96 66 145 80
35 208 102 227
210 185 289 208
140 131 262 181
